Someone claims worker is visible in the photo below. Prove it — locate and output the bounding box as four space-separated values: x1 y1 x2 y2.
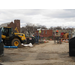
34 32 39 43
56 30 58 33
40 33 43 41
53 32 55 43
54 30 60 44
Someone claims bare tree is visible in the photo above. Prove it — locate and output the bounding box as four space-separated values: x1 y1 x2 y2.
41 25 47 29
36 24 47 29
20 23 47 35
49 27 54 30
66 27 74 31
54 26 62 30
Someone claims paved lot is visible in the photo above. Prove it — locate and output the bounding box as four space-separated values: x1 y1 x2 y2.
0 41 75 65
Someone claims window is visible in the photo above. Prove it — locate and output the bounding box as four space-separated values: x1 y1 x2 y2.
42 31 44 34
45 31 47 34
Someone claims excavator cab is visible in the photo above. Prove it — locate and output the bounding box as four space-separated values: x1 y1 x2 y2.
1 27 13 37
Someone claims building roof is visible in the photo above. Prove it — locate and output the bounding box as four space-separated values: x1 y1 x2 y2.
0 22 11 27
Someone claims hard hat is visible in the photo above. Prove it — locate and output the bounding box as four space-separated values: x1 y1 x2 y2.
56 30 59 32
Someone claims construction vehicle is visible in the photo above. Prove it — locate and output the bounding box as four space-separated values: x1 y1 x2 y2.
15 27 35 44
1 27 26 47
15 27 19 33
25 31 35 44
61 32 69 40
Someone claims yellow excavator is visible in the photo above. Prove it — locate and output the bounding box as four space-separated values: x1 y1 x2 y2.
1 27 26 47
62 33 69 40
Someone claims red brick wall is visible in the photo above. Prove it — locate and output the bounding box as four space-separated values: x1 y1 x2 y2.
14 20 20 32
8 22 16 31
7 20 20 32
36 30 53 37
43 30 53 37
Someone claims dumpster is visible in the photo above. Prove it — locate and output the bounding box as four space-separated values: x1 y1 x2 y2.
0 43 4 55
0 28 4 56
69 37 75 56
0 28 1 43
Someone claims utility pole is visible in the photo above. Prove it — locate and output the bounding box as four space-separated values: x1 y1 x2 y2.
69 30 72 40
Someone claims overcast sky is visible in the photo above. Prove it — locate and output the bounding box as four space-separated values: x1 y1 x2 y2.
0 9 75 28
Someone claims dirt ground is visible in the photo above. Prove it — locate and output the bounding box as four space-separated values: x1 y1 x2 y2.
0 41 75 65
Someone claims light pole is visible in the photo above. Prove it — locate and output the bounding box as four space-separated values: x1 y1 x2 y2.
69 26 72 40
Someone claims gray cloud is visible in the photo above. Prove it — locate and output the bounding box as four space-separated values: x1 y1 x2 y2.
24 9 41 15
0 9 75 28
43 9 75 18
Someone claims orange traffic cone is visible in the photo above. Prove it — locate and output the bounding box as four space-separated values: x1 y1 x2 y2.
65 40 68 43
50 39 52 41
44 40 46 43
44 41 46 43
43 39 46 43
63 40 65 42
61 39 62 42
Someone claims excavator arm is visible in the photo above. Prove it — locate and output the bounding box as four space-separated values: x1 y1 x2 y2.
15 27 19 33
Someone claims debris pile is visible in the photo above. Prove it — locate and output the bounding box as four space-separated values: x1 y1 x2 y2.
21 43 33 47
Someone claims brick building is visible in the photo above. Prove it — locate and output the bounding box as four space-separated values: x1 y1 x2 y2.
36 29 53 37
0 19 20 32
